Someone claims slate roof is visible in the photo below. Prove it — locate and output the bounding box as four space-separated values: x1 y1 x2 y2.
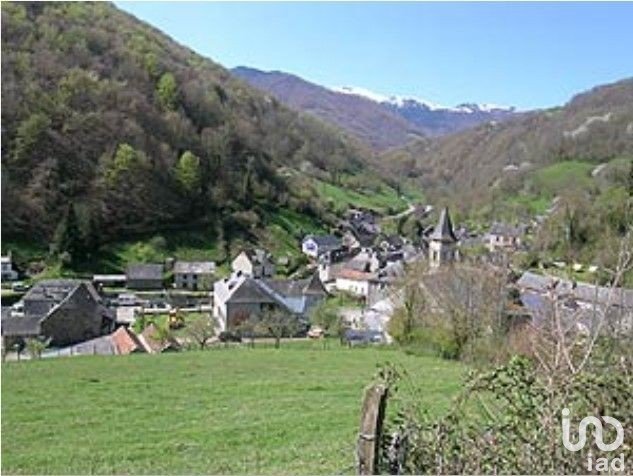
173 261 216 275
240 248 273 266
429 208 458 242
228 278 277 304
1 315 41 337
23 280 103 318
263 273 327 298
304 234 342 248
126 264 164 281
489 222 523 237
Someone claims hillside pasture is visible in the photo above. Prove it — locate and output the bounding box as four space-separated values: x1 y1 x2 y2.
1 344 464 474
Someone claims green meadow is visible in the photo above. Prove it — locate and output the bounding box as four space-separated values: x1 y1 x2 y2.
1 344 464 474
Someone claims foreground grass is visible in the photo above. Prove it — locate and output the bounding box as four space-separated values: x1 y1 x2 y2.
2 345 464 474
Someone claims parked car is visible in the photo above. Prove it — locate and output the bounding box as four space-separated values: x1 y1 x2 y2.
11 282 30 293
307 326 324 339
218 331 242 343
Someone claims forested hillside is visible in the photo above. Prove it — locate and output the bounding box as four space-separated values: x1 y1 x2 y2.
0 2 374 263
392 78 633 205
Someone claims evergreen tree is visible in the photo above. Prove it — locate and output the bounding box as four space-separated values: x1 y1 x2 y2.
52 203 82 264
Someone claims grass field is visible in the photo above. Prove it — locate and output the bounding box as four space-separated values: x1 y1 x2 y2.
1 345 464 474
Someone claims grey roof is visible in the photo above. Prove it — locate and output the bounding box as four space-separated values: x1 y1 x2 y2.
126 264 164 280
173 261 215 275
429 208 457 242
489 222 523 237
304 234 342 248
516 272 556 292
228 278 277 304
1 315 42 336
23 280 102 318
263 273 327 298
241 248 273 266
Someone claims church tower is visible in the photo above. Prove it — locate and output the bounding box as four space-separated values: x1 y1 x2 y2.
428 207 458 268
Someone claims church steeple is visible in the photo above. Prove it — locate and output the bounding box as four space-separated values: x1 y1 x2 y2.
429 207 458 268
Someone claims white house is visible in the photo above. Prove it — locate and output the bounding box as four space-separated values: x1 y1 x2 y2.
333 268 376 298
302 234 342 259
1 254 18 281
231 249 275 278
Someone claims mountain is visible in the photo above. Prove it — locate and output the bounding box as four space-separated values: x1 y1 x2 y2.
232 66 520 150
332 85 518 137
402 78 633 205
0 2 374 253
231 67 426 151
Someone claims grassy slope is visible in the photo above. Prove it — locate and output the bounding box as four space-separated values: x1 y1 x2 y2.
312 178 415 214
492 157 630 220
1 345 464 475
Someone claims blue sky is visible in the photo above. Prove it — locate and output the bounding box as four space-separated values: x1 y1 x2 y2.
116 2 633 110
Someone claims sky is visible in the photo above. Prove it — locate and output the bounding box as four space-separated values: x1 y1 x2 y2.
116 2 633 110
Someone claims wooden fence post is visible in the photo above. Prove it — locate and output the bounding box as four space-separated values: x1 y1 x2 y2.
357 383 388 475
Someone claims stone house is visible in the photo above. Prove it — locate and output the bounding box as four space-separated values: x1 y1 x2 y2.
231 249 275 278
173 261 215 290
126 264 164 290
1 279 114 347
213 272 327 330
486 223 524 252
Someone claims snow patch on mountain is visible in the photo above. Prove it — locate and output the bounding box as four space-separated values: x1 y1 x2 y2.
331 85 515 114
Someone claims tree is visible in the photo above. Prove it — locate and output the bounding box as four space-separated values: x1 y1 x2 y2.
309 300 344 338
52 203 82 264
175 151 201 194
184 315 218 350
106 143 141 184
156 72 178 110
255 308 301 349
24 338 49 360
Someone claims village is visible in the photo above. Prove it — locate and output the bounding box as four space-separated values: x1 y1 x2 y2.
2 203 631 361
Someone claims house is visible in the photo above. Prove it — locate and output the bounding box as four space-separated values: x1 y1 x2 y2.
126 264 164 290
213 272 327 330
231 249 275 278
516 271 633 331
173 261 215 290
1 279 114 347
486 223 524 252
1 253 18 281
302 234 342 259
62 326 146 356
338 210 381 248
333 268 376 298
379 235 406 253
428 207 459 268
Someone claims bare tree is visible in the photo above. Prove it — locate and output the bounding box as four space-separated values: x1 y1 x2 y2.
256 308 301 349
184 314 219 350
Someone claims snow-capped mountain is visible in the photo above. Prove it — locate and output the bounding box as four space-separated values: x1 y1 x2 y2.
332 84 518 137
232 66 521 150
331 85 516 113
